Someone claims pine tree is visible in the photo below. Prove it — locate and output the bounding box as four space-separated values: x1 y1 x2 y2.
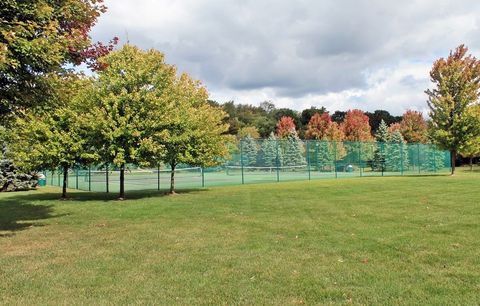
422 145 447 172
260 132 282 167
241 135 258 166
282 130 305 166
385 131 409 172
372 120 390 171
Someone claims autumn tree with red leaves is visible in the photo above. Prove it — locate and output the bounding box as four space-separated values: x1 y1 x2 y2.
340 109 374 142
305 112 345 141
399 110 428 143
276 116 296 138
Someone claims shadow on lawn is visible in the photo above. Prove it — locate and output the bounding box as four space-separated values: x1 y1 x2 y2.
0 188 204 237
0 193 56 236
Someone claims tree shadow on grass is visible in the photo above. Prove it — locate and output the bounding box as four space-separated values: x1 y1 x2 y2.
0 188 206 237
0 193 57 237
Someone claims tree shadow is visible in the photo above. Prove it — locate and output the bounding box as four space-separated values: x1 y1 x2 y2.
0 194 56 237
0 188 207 237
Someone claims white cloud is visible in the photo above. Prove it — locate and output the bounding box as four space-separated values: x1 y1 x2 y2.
90 0 480 114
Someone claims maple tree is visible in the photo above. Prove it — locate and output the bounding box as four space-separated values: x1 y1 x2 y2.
399 110 428 143
426 45 480 174
276 116 296 138
341 109 374 142
0 0 117 122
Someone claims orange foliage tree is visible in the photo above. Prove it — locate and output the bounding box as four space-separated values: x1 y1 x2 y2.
341 109 374 141
399 110 428 143
276 116 296 138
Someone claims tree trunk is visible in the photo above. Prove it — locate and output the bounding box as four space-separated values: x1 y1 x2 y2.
450 150 456 175
470 156 473 171
169 163 176 194
119 164 125 200
62 165 68 199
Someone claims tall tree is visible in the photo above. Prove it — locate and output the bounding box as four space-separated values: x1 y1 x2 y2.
276 116 296 138
399 110 428 143
0 0 117 123
159 84 230 194
81 45 176 199
426 45 480 174
384 130 409 172
282 130 305 167
341 109 374 142
241 135 258 167
260 132 282 167
341 109 374 163
8 77 96 198
305 113 331 140
372 120 390 171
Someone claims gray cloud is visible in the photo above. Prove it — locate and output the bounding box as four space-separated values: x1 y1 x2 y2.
91 0 480 113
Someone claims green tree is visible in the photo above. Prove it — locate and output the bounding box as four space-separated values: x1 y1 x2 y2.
0 0 116 123
241 135 258 167
238 126 260 139
426 45 480 174
154 74 231 194
81 45 175 199
372 120 390 171
8 77 96 198
260 132 282 168
282 130 305 167
385 131 409 172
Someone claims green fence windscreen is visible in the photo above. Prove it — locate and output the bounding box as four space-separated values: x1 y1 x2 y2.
44 140 451 192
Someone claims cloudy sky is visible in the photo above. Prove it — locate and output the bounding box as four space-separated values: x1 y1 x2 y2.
90 0 480 115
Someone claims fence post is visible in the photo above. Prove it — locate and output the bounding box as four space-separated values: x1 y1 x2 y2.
358 143 362 177
306 141 311 180
334 141 338 179
400 142 404 175
382 143 386 177
58 170 61 187
240 140 244 184
76 167 79 189
201 167 205 187
433 149 437 173
105 163 109 193
275 139 280 182
157 164 160 191
88 165 91 191
417 143 421 174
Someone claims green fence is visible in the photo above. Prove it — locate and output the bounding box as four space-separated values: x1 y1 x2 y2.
44 140 451 192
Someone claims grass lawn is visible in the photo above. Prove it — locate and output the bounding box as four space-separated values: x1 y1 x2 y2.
1 168 479 305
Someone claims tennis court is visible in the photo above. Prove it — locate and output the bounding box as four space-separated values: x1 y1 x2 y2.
45 139 451 192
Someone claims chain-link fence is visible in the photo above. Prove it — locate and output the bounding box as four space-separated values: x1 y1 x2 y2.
45 140 451 192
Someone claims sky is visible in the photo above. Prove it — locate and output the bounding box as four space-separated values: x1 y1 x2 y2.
90 0 480 115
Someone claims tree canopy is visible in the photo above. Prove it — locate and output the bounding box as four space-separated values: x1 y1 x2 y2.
0 0 117 123
426 45 480 174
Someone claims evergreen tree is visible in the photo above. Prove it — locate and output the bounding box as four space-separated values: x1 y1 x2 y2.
260 132 282 167
282 130 305 166
422 145 447 172
241 135 258 166
372 120 390 171
385 131 409 172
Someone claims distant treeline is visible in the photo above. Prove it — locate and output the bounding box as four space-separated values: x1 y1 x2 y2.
209 100 409 139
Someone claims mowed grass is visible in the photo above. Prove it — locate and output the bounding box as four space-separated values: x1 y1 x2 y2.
1 169 480 305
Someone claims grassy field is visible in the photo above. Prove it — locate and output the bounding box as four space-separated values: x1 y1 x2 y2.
1 168 479 305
